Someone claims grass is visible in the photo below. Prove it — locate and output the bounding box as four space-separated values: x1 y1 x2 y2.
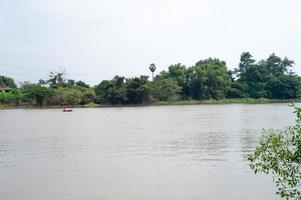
82 102 98 108
154 98 301 106
1 98 300 109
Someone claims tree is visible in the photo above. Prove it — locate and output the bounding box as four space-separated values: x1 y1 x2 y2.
0 75 17 88
265 75 300 99
0 89 24 105
38 79 47 85
76 80 90 88
149 63 156 80
234 52 256 81
52 88 82 106
199 58 231 99
150 77 181 101
126 76 150 104
22 83 53 107
184 58 231 100
186 66 207 99
67 79 75 87
264 53 294 76
234 52 299 99
94 76 127 104
47 70 66 88
159 63 188 98
80 89 96 105
247 105 301 200
226 82 245 98
234 52 266 98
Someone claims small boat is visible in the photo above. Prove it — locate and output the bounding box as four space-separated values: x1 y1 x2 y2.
63 108 73 112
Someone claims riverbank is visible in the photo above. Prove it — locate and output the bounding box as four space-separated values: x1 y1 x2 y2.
154 98 301 105
0 98 300 109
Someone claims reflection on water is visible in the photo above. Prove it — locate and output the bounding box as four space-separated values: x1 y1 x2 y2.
0 104 296 200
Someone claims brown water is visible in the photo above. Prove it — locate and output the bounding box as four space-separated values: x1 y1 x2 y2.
0 104 296 200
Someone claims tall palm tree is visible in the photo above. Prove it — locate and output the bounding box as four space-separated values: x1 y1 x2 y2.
149 63 156 80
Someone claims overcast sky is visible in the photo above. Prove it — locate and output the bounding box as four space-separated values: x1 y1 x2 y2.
0 0 300 85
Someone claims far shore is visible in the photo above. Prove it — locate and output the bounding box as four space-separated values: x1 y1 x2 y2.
0 98 300 110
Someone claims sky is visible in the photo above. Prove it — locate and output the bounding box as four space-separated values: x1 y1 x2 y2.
0 0 301 85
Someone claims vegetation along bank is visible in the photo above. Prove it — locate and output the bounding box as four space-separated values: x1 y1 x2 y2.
1 52 301 108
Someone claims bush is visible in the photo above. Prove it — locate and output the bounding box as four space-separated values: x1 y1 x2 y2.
247 105 301 199
22 84 53 106
52 88 82 106
80 89 96 105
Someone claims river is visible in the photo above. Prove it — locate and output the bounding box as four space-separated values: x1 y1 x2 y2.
0 104 296 200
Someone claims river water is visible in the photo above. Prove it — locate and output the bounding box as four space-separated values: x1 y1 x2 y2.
0 104 296 200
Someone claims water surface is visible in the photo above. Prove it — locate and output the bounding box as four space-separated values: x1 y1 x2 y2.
0 104 296 200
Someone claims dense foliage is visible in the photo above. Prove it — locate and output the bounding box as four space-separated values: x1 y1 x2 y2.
235 53 299 99
247 105 301 200
0 52 300 107
0 75 17 88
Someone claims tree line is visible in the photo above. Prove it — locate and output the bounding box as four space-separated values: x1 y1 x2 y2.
0 52 300 107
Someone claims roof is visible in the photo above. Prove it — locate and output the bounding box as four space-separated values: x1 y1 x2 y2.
0 85 12 90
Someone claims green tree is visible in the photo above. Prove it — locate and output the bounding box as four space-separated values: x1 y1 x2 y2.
126 76 150 104
265 75 300 99
80 88 96 105
47 70 66 88
150 77 181 101
234 52 299 99
186 66 207 99
159 63 188 97
22 83 53 106
235 52 266 98
0 75 17 88
263 53 294 76
38 79 47 85
94 76 127 104
0 89 24 105
185 58 231 100
52 87 82 106
149 63 156 79
67 79 75 87
76 80 90 88
247 105 301 200
234 52 256 81
226 82 245 98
